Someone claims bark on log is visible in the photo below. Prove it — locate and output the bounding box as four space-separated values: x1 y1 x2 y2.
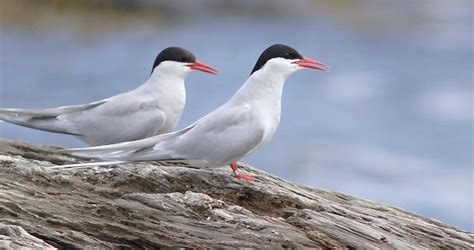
0 139 472 249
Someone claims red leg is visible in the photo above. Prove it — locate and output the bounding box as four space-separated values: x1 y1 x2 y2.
229 162 255 181
230 162 238 172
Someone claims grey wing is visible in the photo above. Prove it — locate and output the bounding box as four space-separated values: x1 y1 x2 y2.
125 104 266 165
63 104 265 165
64 98 168 146
62 123 197 159
0 100 108 135
63 124 195 153
0 100 107 116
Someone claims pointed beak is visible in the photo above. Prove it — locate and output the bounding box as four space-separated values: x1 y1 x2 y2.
292 57 329 71
187 60 219 75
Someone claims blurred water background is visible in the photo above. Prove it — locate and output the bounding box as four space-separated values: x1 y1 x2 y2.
0 0 472 230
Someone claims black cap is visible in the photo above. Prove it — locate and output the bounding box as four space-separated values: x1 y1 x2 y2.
152 47 197 73
250 44 304 75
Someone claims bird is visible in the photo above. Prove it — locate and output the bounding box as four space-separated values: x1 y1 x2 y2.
51 44 329 181
0 47 218 146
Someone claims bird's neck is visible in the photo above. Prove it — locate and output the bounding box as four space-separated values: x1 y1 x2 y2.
138 71 186 96
136 71 187 132
229 68 288 109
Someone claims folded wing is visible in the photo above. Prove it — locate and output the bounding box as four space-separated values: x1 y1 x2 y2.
0 100 107 135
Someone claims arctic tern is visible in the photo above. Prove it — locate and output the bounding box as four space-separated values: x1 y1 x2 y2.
0 47 218 146
52 44 328 181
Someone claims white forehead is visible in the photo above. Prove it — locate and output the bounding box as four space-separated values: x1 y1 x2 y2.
154 61 189 71
152 60 191 77
267 57 295 65
262 57 298 70
157 60 188 68
253 57 301 78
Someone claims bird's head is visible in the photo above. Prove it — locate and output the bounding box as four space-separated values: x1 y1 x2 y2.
151 47 218 77
250 44 328 77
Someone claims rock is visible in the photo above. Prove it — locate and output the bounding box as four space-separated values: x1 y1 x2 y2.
0 224 55 249
0 139 472 248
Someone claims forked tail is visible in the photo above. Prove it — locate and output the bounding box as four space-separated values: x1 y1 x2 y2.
47 160 127 170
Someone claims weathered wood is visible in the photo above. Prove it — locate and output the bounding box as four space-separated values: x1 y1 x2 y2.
0 139 472 249
0 224 55 249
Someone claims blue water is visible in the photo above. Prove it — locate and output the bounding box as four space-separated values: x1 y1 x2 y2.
0 1 472 230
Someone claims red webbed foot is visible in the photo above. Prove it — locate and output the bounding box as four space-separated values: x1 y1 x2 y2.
229 162 255 182
234 173 255 181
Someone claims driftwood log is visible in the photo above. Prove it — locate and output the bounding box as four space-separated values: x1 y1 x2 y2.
0 139 472 249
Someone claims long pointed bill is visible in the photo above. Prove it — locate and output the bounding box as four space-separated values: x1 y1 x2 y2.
188 61 219 75
292 57 329 71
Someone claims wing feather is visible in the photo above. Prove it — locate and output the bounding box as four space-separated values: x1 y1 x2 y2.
0 100 107 117
0 100 109 135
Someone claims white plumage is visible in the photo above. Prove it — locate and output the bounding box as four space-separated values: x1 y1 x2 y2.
53 45 328 178
0 47 218 146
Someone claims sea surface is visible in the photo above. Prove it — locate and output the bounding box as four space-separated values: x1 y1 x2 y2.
0 0 472 230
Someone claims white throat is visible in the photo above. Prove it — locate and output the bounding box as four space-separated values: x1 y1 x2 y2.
136 63 188 132
141 63 189 91
229 64 292 106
